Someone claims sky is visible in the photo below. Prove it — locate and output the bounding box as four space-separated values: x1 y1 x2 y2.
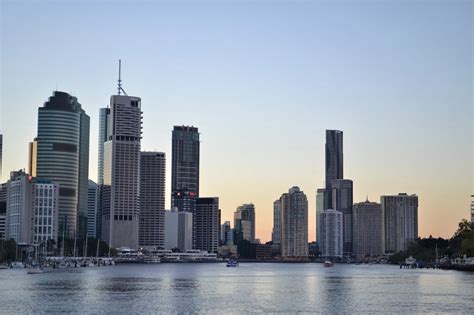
0 0 472 242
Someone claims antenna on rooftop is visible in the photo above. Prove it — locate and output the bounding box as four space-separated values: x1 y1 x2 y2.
117 59 128 96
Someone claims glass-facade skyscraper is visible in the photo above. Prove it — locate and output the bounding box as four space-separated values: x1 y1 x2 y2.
325 130 343 209
36 91 89 238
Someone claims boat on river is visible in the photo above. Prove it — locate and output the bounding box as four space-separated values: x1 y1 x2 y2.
323 260 334 267
226 260 239 267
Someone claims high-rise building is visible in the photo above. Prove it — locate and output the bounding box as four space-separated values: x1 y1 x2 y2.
272 200 281 244
95 107 110 240
320 209 343 258
381 193 418 253
101 82 143 248
164 208 193 251
471 195 474 223
194 197 220 253
221 221 231 245
325 130 343 209
28 139 37 177
0 182 6 240
139 152 166 248
315 188 326 245
331 179 353 257
171 126 200 212
279 186 308 258
0 134 3 181
35 91 89 239
234 203 256 243
5 171 59 245
352 199 383 258
87 180 97 238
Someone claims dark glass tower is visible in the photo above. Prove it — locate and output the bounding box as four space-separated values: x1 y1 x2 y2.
325 130 343 209
171 126 200 212
36 91 90 238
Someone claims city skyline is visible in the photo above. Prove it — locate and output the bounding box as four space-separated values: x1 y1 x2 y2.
1 1 472 242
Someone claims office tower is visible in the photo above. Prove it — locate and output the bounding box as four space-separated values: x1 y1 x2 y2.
194 197 220 253
325 130 343 209
352 199 383 257
0 134 3 180
279 186 308 258
171 126 200 212
139 152 166 248
315 188 326 244
471 195 474 223
87 180 97 238
102 90 142 249
272 200 281 244
0 182 6 240
320 209 343 258
164 208 193 251
221 221 231 245
381 193 418 253
35 91 89 239
95 108 109 240
5 171 59 245
331 179 353 257
28 139 37 176
234 203 256 243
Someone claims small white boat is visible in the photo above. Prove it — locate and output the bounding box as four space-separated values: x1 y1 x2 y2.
226 260 239 267
323 260 334 267
27 267 44 274
11 262 25 269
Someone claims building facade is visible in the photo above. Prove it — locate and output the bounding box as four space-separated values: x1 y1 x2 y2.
325 130 343 209
331 179 353 257
272 200 281 244
95 107 110 240
221 221 231 245
0 182 5 240
194 197 220 253
35 91 89 239
320 209 343 258
164 208 193 251
381 193 418 253
102 94 142 249
315 188 326 245
352 199 383 257
0 134 3 181
139 152 166 248
279 187 308 258
87 180 97 238
171 126 200 212
471 195 474 223
234 203 256 243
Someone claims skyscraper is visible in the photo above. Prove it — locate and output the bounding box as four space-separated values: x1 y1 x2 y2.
272 200 281 244
221 221 231 245
0 182 6 240
171 126 200 212
139 152 166 248
194 197 220 253
315 188 326 245
352 199 383 258
325 130 343 209
279 186 308 258
28 139 37 177
36 91 89 238
0 134 3 181
164 208 193 251
101 68 143 248
381 193 418 253
331 179 353 257
234 203 256 243
471 195 474 223
87 180 97 238
320 209 343 259
95 107 109 240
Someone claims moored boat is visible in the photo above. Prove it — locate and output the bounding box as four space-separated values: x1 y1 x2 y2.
323 260 334 267
11 262 25 269
226 260 239 267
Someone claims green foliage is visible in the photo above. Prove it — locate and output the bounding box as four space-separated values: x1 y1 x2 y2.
0 239 19 263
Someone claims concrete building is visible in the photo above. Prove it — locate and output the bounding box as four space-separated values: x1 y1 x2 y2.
315 188 326 245
471 195 474 223
28 139 37 177
171 126 200 212
139 152 166 248
35 91 89 239
5 171 59 245
87 180 97 238
325 130 343 209
234 203 255 243
0 182 5 240
272 199 281 244
352 199 383 258
320 209 343 258
194 197 220 253
0 134 3 181
102 93 142 249
95 107 109 240
381 193 418 253
279 187 308 258
164 208 193 251
221 221 231 245
331 179 353 257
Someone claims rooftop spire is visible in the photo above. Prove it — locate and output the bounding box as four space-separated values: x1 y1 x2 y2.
117 59 127 96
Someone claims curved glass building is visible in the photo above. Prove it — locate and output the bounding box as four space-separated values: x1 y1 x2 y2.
36 91 89 238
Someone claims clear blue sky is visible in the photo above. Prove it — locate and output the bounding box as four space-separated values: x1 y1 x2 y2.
1 0 472 241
